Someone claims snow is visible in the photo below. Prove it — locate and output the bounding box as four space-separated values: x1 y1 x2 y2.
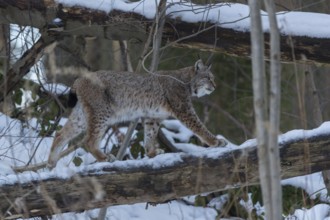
42 83 70 95
279 121 330 145
54 201 218 220
0 160 14 175
286 204 330 220
276 11 330 38
55 0 330 38
282 172 327 200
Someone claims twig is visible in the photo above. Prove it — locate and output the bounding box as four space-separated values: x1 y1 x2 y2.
196 99 252 139
13 142 81 172
116 120 139 160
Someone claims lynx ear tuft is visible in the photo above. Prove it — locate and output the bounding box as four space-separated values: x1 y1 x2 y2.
194 59 205 71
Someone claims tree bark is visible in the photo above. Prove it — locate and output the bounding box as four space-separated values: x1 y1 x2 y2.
0 0 329 65
1 131 330 218
0 23 14 114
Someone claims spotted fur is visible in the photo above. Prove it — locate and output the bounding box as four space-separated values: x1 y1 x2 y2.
48 60 226 167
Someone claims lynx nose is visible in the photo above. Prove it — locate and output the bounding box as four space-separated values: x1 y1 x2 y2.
208 86 215 93
211 80 216 88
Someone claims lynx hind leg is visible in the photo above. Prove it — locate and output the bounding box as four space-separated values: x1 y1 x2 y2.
48 103 86 168
74 78 109 162
144 119 163 157
174 107 226 147
83 119 109 162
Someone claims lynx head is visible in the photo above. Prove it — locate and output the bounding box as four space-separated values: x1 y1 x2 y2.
190 59 216 97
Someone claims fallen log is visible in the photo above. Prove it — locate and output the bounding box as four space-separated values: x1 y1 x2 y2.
1 125 330 218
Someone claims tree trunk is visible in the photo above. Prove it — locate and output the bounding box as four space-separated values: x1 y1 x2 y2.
0 23 14 115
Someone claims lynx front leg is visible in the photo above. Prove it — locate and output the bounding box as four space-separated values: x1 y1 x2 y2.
174 106 226 147
144 119 163 157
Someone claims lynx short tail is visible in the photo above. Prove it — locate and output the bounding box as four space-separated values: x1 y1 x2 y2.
67 90 78 108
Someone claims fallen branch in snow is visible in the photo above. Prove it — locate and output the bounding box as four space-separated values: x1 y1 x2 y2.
12 143 80 173
1 125 330 218
0 0 329 64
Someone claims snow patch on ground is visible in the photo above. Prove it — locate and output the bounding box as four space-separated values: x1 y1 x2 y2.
42 83 70 95
286 204 330 220
282 172 327 200
53 201 218 220
280 121 330 144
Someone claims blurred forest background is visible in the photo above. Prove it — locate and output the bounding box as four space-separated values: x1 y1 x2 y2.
0 0 330 218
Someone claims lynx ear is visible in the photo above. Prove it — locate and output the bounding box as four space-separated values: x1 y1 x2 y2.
194 59 205 71
207 64 212 70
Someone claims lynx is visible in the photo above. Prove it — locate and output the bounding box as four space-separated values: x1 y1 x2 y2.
47 60 227 168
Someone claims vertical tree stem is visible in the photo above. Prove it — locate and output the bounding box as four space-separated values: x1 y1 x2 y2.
249 0 282 219
264 0 282 219
248 0 271 218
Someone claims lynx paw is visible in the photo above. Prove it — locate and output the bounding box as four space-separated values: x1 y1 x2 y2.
217 138 227 147
46 159 56 170
209 138 227 147
47 152 60 170
106 154 117 162
147 148 165 158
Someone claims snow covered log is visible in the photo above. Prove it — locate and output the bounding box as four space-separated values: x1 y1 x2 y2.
0 0 330 64
1 128 330 218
